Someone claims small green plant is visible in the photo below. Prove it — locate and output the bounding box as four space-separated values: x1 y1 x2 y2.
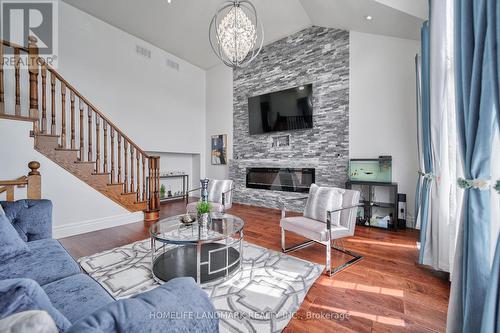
160 184 166 198
196 201 212 215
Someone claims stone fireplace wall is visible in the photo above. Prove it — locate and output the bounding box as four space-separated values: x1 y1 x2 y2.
229 26 350 210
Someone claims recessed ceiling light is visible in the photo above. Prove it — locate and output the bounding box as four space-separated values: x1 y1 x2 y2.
365 15 373 21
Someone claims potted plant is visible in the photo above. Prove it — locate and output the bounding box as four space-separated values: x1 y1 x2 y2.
196 201 212 227
160 184 166 199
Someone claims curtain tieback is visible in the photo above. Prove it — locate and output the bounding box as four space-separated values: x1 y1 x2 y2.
418 171 438 181
457 177 496 191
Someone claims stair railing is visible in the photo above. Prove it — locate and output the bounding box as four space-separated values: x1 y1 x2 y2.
0 161 41 201
0 37 160 221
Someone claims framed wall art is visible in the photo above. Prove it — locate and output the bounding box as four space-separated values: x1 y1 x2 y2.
211 134 227 165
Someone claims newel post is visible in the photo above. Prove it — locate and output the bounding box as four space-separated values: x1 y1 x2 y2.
27 161 41 200
144 156 160 224
28 36 39 132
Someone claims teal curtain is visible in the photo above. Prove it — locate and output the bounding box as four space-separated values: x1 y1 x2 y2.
481 238 500 332
488 0 500 127
414 54 423 230
448 0 499 331
481 0 500 331
417 21 433 264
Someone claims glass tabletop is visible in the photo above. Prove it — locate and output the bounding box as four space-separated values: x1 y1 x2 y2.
150 213 244 244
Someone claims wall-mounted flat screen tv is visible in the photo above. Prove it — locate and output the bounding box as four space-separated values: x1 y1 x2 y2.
248 84 313 135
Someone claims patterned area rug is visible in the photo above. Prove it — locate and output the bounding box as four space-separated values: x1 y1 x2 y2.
79 239 323 332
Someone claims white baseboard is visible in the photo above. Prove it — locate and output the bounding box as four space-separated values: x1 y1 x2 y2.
53 211 144 239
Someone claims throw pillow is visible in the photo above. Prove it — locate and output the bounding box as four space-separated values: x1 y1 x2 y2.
0 310 58 333
0 279 71 332
303 184 345 224
0 206 29 261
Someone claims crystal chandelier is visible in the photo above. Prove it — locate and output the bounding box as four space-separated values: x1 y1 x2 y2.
209 1 264 68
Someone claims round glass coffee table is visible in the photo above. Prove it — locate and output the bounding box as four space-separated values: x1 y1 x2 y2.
149 213 244 284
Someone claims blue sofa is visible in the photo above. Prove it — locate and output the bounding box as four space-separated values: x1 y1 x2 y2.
0 199 219 332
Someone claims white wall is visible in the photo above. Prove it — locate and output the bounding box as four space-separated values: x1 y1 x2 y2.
58 3 206 157
0 120 142 238
205 64 233 180
148 151 201 192
349 31 420 221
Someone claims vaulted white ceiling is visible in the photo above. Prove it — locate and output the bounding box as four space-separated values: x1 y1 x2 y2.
62 0 427 69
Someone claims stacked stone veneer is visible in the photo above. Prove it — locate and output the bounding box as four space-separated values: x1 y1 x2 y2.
229 26 350 211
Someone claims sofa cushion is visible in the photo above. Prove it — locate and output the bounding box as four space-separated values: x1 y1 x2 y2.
0 279 71 332
42 274 114 323
280 216 351 242
303 184 344 224
67 277 218 333
0 206 29 261
0 239 80 286
0 310 58 333
0 200 53 241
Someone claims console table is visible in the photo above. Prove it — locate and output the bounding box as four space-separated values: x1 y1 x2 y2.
345 181 399 230
147 174 189 202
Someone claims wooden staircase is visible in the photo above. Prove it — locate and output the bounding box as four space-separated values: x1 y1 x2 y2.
0 37 161 222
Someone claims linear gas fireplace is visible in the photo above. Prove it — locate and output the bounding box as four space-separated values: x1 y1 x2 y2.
246 167 315 193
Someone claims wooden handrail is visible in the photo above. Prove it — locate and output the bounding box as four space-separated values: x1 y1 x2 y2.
0 162 41 201
0 176 28 202
0 176 28 186
41 62 149 158
0 40 29 52
0 186 14 201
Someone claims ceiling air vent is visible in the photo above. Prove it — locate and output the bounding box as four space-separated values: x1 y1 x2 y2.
136 45 151 59
166 58 180 71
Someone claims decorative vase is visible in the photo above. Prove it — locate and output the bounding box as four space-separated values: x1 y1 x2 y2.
200 213 210 228
200 179 210 203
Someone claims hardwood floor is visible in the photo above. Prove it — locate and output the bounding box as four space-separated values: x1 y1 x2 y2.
60 199 450 333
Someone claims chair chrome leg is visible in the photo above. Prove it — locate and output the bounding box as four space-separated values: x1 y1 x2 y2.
282 229 362 275
326 240 332 276
328 244 363 276
281 227 286 252
281 227 316 253
282 240 316 253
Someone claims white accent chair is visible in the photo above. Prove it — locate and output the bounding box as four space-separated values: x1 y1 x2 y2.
185 179 234 213
279 184 362 276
